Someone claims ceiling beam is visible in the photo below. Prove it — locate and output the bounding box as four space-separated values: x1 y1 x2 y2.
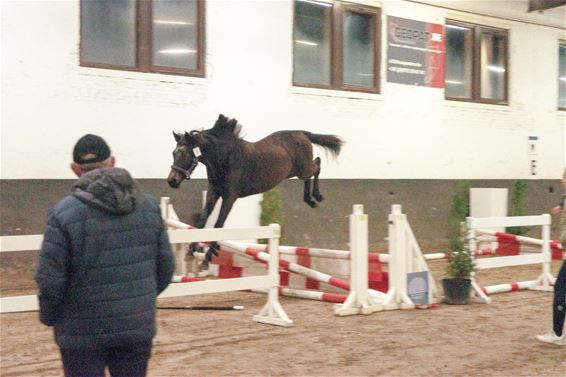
528 0 566 12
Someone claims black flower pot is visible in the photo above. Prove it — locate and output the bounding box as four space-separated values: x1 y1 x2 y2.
442 278 471 305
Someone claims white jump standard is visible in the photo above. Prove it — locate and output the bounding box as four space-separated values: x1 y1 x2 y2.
334 204 441 315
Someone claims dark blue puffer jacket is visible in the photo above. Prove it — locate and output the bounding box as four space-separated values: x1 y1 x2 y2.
34 167 175 350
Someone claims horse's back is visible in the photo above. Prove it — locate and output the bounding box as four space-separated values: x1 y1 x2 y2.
235 131 313 194
256 130 314 159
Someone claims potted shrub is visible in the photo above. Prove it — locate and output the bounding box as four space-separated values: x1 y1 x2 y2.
442 238 476 304
443 184 475 304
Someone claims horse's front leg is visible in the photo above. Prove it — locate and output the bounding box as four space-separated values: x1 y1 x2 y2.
200 195 238 270
188 189 219 259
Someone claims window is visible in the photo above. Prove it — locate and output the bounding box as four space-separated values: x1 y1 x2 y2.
559 41 566 110
445 21 508 104
80 0 205 77
293 0 380 93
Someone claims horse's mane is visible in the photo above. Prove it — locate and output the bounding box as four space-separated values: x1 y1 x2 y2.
209 114 243 139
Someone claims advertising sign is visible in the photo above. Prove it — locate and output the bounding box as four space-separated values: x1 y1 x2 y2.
387 16 445 87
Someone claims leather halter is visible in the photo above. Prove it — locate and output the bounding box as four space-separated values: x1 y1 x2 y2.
170 147 202 180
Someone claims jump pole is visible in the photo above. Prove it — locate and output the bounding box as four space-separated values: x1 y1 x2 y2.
252 287 347 304
474 228 564 260
217 241 352 292
238 242 386 263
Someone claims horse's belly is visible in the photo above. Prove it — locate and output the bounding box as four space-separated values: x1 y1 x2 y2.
239 173 285 197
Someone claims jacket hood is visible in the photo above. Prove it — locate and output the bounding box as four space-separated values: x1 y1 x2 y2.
72 167 144 215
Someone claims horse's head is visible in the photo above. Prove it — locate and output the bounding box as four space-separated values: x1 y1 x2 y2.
167 131 204 188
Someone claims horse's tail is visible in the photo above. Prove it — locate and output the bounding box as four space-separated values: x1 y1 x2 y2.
304 132 343 157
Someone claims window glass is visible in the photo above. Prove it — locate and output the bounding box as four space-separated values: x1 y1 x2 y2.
559 43 566 109
152 0 198 70
445 24 472 98
80 0 136 67
342 11 374 88
293 0 331 86
480 32 506 100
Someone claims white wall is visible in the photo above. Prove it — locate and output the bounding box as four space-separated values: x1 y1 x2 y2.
1 0 565 181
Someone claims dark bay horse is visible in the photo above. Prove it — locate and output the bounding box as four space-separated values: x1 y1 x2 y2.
167 114 343 269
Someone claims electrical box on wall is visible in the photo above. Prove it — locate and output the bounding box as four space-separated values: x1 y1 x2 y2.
528 136 538 177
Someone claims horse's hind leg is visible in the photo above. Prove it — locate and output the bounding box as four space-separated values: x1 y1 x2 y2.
302 157 322 208
312 157 323 202
303 179 317 208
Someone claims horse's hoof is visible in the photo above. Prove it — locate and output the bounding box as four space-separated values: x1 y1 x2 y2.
307 200 317 208
314 193 324 202
198 261 210 272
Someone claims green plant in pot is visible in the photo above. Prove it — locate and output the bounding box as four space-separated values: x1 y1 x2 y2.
443 237 476 304
443 183 475 304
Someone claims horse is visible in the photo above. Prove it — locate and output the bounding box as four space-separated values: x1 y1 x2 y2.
167 114 343 270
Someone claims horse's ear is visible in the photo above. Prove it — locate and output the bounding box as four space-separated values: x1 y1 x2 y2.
185 131 205 146
173 131 181 142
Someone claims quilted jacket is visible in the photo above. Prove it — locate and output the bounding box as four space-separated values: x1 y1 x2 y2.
34 167 175 349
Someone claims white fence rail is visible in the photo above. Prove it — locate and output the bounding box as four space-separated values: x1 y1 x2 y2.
0 220 293 326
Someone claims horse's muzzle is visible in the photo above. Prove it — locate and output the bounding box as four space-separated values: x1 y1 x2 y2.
167 172 185 188
167 179 180 188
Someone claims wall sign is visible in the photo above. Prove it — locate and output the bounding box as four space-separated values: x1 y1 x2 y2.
387 16 445 88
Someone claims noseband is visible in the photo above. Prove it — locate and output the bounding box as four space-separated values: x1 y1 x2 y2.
171 147 202 180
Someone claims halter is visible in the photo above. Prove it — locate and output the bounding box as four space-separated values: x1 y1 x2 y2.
170 147 202 180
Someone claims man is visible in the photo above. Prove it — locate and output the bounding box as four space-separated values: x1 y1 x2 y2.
536 167 566 346
34 134 175 376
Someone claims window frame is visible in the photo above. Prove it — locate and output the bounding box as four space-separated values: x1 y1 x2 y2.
79 0 206 77
292 0 381 94
559 40 566 111
445 19 509 105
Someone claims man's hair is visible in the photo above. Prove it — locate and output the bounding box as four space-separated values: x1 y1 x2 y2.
73 134 111 164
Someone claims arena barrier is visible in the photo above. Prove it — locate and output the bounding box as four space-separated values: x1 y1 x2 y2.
467 214 555 304
0 202 293 327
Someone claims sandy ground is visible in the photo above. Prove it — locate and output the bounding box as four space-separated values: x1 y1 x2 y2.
1 252 565 377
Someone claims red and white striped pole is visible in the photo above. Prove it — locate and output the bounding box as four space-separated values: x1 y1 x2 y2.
219 241 351 292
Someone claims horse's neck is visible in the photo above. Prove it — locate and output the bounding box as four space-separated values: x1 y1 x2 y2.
201 139 239 174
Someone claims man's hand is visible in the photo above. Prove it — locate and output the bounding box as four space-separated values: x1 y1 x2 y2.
550 205 562 215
